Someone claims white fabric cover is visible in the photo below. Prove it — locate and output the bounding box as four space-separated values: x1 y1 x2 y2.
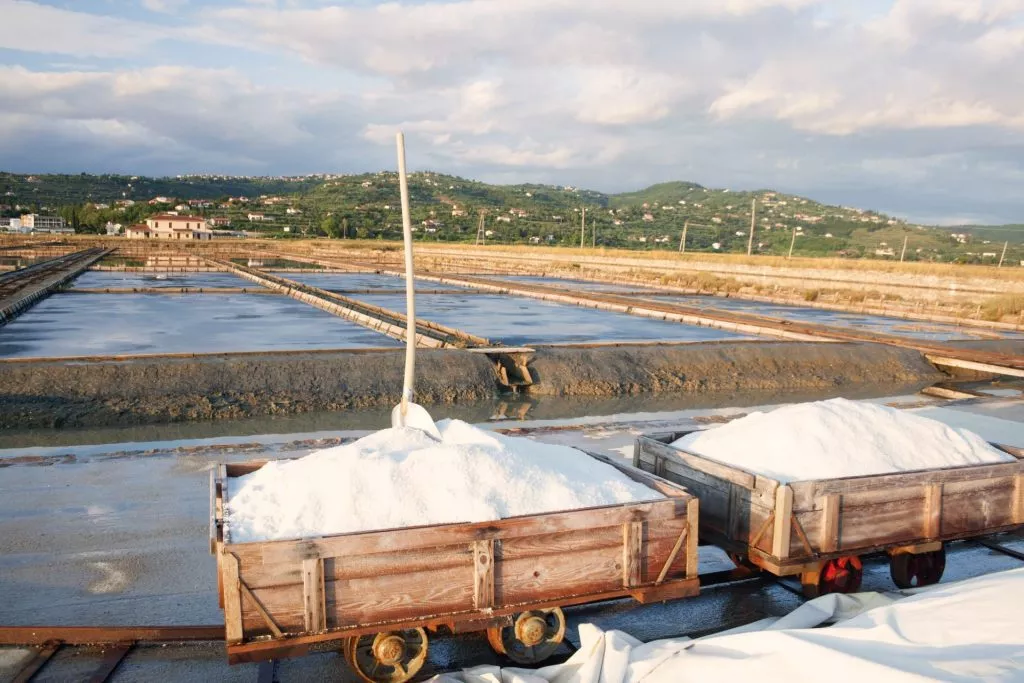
432 568 1024 682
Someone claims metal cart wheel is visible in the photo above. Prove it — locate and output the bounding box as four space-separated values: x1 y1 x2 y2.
343 628 428 683
890 546 946 589
486 607 566 665
818 556 863 595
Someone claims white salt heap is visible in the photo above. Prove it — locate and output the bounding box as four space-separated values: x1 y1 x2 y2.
673 398 1016 483
227 419 662 542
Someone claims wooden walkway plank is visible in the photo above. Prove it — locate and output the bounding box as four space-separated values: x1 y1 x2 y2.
11 640 61 683
85 642 133 683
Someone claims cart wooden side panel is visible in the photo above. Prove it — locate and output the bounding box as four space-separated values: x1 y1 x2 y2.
213 454 700 661
635 433 1023 575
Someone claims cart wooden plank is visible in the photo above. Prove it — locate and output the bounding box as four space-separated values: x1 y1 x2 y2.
634 431 1023 576
214 450 700 662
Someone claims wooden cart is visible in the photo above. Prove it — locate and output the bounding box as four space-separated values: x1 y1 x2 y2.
634 431 1023 597
210 453 699 682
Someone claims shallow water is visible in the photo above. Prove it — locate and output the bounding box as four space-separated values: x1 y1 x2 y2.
352 292 750 345
0 291 400 357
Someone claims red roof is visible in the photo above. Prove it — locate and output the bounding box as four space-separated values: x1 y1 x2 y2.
127 224 150 232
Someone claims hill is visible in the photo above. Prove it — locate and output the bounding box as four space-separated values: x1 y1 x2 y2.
936 224 1024 245
0 170 1019 265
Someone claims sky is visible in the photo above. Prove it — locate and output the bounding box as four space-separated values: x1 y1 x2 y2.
2 0 1023 225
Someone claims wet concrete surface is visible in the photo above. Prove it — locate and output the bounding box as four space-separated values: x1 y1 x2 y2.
353 292 750 345
653 295 1024 341
282 272 473 291
499 275 668 294
71 271 250 289
0 398 1021 681
0 292 400 357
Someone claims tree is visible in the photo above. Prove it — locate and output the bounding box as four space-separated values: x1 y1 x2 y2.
320 215 341 238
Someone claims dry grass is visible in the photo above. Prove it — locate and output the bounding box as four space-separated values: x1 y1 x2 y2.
981 294 1024 322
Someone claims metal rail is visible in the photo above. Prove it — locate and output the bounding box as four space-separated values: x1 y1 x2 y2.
0 248 111 325
1 625 224 683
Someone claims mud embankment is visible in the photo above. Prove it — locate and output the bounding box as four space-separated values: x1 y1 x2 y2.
0 342 943 429
526 342 942 396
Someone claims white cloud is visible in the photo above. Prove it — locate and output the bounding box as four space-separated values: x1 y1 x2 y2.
3 0 1024 222
0 0 166 57
141 0 189 13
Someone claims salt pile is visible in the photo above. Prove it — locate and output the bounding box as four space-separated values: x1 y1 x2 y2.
672 398 1015 483
227 419 662 542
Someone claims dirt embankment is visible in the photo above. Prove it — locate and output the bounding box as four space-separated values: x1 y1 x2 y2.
0 342 943 429
0 350 498 430
526 342 943 397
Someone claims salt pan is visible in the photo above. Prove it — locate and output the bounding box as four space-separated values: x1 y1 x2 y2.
227 419 663 542
672 398 1016 483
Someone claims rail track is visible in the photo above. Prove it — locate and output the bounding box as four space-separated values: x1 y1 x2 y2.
2 534 1020 682
0 248 111 325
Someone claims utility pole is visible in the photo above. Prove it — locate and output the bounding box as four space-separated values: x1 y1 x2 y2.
998 240 1008 268
746 198 756 256
679 220 689 253
592 218 596 248
900 235 908 262
788 226 797 259
475 209 486 246
580 206 587 249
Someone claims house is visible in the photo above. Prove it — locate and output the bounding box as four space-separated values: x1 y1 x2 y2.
496 216 512 223
286 207 302 215
131 214 213 240
874 247 895 257
149 196 173 205
451 208 467 217
1 217 24 232
105 221 123 236
509 208 529 218
20 214 72 234
125 224 151 239
209 217 231 227
247 213 268 222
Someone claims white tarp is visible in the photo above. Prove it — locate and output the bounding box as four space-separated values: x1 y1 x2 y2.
433 568 1024 683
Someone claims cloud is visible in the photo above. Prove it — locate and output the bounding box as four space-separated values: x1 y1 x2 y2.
141 0 189 13
0 1 169 57
0 65 377 174
3 0 1024 222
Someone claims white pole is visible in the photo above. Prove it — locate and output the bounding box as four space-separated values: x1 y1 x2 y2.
900 235 908 262
998 241 1008 268
580 206 586 248
747 198 756 256
788 226 797 259
396 132 416 417
679 220 688 253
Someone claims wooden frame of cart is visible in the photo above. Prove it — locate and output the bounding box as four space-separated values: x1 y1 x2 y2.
210 453 699 682
634 432 1023 597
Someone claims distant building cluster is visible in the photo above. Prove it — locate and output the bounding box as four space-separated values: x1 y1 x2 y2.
2 214 73 234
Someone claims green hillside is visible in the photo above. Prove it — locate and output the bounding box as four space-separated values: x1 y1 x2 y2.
937 224 1024 245
1 170 1020 264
